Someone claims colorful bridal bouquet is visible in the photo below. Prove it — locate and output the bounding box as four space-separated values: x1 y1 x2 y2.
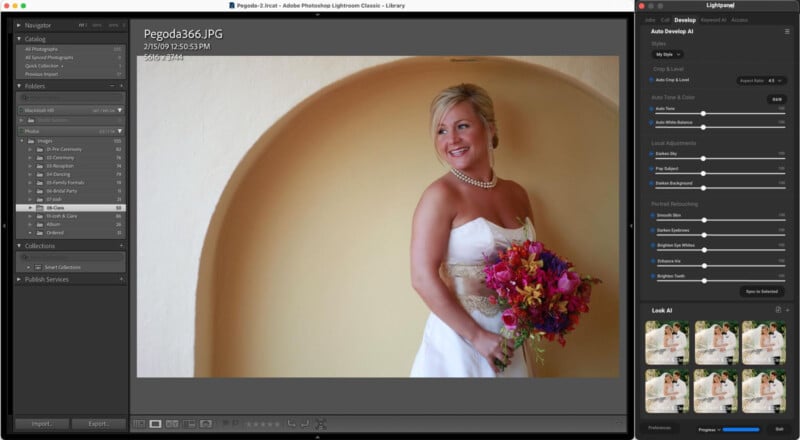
484 240 600 365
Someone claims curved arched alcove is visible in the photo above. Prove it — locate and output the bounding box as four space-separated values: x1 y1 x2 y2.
195 56 620 377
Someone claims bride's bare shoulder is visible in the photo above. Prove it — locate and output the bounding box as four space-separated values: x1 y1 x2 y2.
501 178 530 199
500 178 534 220
420 174 460 202
415 175 459 220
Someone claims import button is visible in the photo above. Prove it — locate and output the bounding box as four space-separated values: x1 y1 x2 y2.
15 418 69 431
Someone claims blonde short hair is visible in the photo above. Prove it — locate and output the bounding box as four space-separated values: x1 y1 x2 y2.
430 83 499 149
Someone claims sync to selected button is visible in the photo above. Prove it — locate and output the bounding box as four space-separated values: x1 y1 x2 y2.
740 286 784 298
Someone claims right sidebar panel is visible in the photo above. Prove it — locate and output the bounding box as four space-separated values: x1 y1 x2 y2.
637 1 799 438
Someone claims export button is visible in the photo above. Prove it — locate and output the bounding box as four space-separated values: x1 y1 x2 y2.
72 418 127 431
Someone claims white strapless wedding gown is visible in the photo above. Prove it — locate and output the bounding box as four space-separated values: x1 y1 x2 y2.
410 217 534 377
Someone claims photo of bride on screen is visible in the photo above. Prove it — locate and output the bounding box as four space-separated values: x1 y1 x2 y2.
742 369 786 413
695 321 738 365
742 321 786 365
693 369 737 413
645 369 689 414
136 55 620 378
645 320 689 365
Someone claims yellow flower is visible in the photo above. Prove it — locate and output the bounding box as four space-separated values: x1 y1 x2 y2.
522 255 543 275
516 284 542 307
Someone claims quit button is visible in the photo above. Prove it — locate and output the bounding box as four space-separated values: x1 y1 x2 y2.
768 424 792 436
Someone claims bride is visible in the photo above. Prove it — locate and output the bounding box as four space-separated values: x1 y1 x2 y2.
694 372 728 413
696 324 728 365
410 83 535 377
743 373 777 413
743 324 775 365
645 373 679 413
645 324 679 365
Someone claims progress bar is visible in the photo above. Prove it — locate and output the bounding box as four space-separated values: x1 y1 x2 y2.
722 427 760 433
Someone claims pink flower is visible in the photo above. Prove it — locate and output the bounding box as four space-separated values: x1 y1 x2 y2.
501 309 518 330
556 271 581 293
526 241 543 257
494 263 512 284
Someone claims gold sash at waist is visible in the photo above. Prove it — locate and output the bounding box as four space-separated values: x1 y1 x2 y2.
442 263 503 317
457 295 504 317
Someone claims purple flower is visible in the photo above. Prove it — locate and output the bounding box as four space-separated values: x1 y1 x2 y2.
541 251 568 275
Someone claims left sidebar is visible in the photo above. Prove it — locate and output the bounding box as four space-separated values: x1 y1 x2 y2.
9 17 129 435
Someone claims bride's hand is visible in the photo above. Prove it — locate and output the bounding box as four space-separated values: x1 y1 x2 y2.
471 330 515 373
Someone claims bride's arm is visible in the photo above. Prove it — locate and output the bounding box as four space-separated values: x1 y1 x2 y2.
411 182 513 373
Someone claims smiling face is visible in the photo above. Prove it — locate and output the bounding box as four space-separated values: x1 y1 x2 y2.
435 100 493 172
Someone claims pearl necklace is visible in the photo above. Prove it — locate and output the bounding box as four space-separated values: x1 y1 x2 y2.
450 168 497 189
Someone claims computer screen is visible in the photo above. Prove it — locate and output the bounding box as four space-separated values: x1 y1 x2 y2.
1 0 797 438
